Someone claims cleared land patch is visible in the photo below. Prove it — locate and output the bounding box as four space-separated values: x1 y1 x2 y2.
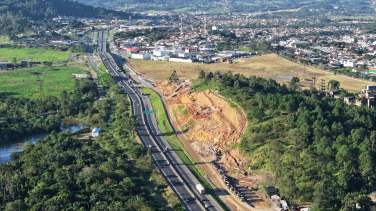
0 67 88 98
131 54 376 93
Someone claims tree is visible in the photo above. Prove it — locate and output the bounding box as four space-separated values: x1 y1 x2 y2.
198 70 205 79
290 77 300 90
328 80 340 90
169 70 179 81
205 72 213 81
357 195 373 211
251 108 264 121
12 57 17 69
4 200 28 211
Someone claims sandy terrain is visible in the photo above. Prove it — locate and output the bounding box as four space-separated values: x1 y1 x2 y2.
130 54 376 93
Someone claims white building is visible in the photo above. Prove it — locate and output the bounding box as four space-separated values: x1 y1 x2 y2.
153 50 169 57
91 128 100 138
343 36 355 44
131 53 151 59
169 58 193 63
344 60 356 67
212 25 219 30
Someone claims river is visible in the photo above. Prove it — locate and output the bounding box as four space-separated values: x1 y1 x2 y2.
0 118 88 162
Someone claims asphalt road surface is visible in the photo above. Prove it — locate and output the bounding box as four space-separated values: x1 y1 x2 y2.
97 30 223 211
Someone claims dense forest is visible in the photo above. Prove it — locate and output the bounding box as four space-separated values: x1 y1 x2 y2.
193 71 376 210
0 78 98 146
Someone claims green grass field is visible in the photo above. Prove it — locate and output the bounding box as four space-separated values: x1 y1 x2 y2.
0 36 10 42
140 87 230 211
0 67 88 98
99 62 106 72
0 48 70 62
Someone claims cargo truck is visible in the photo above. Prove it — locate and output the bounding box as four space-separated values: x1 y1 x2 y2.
196 184 205 194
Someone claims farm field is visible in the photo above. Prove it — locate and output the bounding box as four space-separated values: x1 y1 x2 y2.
0 48 70 62
0 67 88 98
130 54 376 93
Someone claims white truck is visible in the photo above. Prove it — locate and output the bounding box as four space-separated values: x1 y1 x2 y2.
196 184 205 194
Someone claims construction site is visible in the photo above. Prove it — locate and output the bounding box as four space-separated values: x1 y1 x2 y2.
156 79 276 210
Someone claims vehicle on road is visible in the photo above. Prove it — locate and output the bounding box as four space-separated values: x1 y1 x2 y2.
196 184 205 194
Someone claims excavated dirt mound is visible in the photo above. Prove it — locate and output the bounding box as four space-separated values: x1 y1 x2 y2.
157 80 272 209
159 81 247 163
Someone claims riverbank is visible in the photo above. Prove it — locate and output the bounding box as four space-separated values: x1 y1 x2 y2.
0 118 88 162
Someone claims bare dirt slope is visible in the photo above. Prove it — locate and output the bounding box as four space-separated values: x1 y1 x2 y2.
157 80 273 209
160 81 246 161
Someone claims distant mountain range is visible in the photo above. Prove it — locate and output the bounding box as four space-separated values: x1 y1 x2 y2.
73 0 373 13
0 0 129 20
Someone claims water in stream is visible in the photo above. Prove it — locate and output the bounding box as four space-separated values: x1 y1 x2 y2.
0 118 88 162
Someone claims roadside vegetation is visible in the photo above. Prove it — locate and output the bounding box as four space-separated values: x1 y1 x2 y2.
191 70 376 210
89 63 184 210
140 86 230 211
98 62 107 72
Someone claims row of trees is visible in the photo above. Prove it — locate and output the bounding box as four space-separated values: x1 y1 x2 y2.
193 71 376 210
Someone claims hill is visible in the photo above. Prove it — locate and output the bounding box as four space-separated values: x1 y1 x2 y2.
74 0 372 14
188 71 376 209
0 0 129 20
0 0 130 37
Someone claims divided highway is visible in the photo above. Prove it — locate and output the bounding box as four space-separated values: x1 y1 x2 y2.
97 31 223 211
